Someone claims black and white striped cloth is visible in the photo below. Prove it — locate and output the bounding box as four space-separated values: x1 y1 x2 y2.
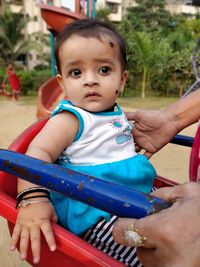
83 187 157 266
83 215 142 267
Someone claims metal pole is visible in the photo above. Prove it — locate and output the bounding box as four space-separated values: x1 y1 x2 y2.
91 0 96 18
50 32 56 76
0 149 170 218
48 0 56 76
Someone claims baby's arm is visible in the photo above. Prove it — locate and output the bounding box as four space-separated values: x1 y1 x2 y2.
11 111 79 264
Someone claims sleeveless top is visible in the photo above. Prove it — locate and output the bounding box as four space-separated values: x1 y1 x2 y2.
50 100 156 235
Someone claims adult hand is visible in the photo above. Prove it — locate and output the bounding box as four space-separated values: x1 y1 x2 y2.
126 110 179 158
112 182 200 267
10 201 58 264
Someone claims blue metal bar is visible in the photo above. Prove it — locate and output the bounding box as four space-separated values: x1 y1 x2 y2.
171 134 194 147
0 149 170 218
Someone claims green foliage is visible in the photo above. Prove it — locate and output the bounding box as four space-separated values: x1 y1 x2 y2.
0 8 32 64
119 0 197 97
96 7 112 22
126 0 174 33
0 8 51 68
0 68 51 95
17 69 51 95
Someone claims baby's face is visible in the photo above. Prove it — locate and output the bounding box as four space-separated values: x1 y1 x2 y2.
57 35 127 112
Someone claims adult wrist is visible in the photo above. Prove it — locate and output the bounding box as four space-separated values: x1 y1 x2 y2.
162 107 182 133
163 93 200 133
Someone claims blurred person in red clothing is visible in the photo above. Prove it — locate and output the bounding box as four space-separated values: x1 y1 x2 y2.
2 63 21 101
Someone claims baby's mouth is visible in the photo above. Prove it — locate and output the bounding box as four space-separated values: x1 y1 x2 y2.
85 92 101 98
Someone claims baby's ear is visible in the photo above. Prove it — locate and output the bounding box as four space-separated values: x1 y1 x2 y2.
120 71 128 92
56 74 65 93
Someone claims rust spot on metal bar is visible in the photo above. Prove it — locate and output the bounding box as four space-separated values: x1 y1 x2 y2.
87 198 94 204
2 160 9 167
67 169 74 175
32 174 41 180
77 182 84 191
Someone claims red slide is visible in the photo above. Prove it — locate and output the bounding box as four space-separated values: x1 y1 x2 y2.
36 77 63 119
36 3 86 119
39 3 85 34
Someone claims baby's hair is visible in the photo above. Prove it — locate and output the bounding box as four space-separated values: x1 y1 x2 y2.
55 19 127 73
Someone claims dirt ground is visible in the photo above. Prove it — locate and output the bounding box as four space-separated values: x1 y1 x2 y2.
0 98 197 267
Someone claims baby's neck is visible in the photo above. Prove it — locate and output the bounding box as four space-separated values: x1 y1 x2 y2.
103 103 116 112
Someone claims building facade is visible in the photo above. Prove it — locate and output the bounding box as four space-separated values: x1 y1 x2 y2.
1 0 200 69
97 0 200 22
0 0 60 69
166 0 200 15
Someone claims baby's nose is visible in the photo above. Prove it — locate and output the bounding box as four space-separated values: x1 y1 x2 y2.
84 72 99 86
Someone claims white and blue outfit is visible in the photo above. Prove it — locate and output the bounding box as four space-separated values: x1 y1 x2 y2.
51 100 156 237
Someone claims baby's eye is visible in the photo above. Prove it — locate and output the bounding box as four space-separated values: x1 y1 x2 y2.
99 66 111 75
69 69 81 78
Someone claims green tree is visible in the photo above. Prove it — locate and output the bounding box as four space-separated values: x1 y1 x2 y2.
0 8 51 69
119 0 197 97
96 7 112 22
0 8 31 64
125 0 174 33
127 32 174 98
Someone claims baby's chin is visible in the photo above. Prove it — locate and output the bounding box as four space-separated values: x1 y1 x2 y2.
76 103 106 113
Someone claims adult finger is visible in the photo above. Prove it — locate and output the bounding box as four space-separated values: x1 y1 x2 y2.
143 151 153 158
125 111 138 121
112 218 137 244
112 218 155 249
135 144 142 153
137 248 159 267
151 183 188 202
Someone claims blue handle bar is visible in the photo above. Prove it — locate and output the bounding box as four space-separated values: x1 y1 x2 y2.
172 134 194 147
0 149 170 218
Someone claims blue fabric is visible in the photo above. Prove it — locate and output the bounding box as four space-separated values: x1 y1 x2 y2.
51 154 156 236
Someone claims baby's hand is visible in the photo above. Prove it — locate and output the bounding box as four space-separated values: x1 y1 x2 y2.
10 201 58 264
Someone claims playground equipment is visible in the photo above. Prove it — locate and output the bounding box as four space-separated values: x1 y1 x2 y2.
189 120 200 181
0 1 199 266
39 3 85 34
36 2 88 119
0 116 199 267
36 77 62 119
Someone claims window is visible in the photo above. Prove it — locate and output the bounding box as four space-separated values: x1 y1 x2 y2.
192 0 200 6
183 0 200 5
183 0 192 4
13 0 23 4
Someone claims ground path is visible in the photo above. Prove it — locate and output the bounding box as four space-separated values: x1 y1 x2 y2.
0 98 197 266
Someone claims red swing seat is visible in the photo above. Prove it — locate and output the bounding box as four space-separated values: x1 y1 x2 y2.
189 120 200 182
0 118 199 267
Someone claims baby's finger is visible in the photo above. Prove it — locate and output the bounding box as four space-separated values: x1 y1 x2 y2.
20 227 29 260
41 221 56 252
143 151 153 158
10 223 22 251
30 226 41 264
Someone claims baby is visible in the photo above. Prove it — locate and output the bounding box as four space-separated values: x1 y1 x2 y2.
11 19 156 267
